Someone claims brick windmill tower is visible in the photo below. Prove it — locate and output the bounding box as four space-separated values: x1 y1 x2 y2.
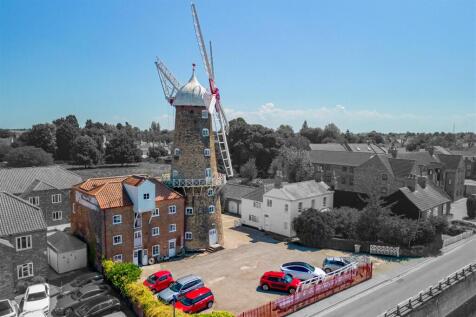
154 3 233 250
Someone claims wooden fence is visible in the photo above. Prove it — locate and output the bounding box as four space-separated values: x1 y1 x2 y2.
442 231 473 248
237 262 373 317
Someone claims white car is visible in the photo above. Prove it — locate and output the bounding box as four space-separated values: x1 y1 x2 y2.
20 312 46 317
22 284 50 315
280 262 326 280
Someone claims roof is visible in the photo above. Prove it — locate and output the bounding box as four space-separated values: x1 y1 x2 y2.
173 71 207 107
394 152 441 167
399 182 451 212
0 191 47 236
242 186 265 202
432 146 451 155
451 148 476 158
389 158 417 178
221 184 257 201
265 180 331 201
185 287 211 299
464 179 476 186
372 155 394 177
346 143 387 154
436 154 463 170
0 166 82 194
47 231 86 253
310 150 373 166
309 143 346 151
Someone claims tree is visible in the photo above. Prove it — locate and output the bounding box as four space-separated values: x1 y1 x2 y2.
25 124 57 154
467 195 476 218
293 209 335 246
105 129 141 165
72 136 100 167
355 207 387 242
0 144 11 161
330 207 360 239
269 146 314 183
5 146 54 167
239 158 258 181
148 145 168 161
53 115 80 161
322 123 342 142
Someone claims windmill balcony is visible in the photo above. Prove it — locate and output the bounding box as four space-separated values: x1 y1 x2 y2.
167 173 227 188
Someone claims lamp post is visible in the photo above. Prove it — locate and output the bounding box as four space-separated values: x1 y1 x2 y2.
172 294 177 317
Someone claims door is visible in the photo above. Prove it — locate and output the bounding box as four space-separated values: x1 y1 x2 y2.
134 231 142 248
228 201 238 214
133 250 139 266
168 239 176 257
264 214 271 231
142 249 148 266
208 228 217 246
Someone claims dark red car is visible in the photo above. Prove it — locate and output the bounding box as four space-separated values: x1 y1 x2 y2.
143 270 174 293
175 287 214 313
260 271 300 294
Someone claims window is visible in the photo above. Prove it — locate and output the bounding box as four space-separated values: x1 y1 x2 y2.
324 175 332 183
152 208 160 217
349 176 354 186
341 177 346 184
382 174 388 181
204 148 211 157
267 199 272 207
51 194 62 204
16 235 32 251
349 167 354 173
202 110 209 119
113 214 122 224
185 232 193 240
17 263 33 279
448 179 452 185
253 201 261 208
174 148 181 156
207 188 214 196
342 166 347 172
152 227 160 236
208 205 215 213
152 245 160 256
249 214 258 222
169 224 177 233
185 207 193 215
205 168 212 178
381 187 387 195
284 222 288 230
311 200 315 209
284 204 289 212
172 170 178 178
112 254 123 263
168 205 177 214
323 197 327 207
202 128 209 137
52 211 62 221
298 202 303 212
113 235 123 245
28 196 39 206
143 193 150 200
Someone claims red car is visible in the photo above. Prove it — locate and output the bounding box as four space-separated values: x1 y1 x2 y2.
175 287 214 313
143 270 174 293
260 271 300 294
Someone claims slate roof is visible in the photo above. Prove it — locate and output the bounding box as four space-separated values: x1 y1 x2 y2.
221 184 257 201
0 166 82 194
394 152 441 167
0 191 47 236
399 182 451 212
242 187 266 202
310 150 373 166
265 180 331 201
389 158 417 178
451 148 476 158
436 154 463 170
47 231 86 253
346 143 387 154
309 143 346 151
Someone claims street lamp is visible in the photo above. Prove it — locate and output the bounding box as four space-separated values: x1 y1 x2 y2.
172 294 178 317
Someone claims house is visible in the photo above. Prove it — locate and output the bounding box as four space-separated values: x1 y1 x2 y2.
385 177 451 219
392 151 444 188
436 154 465 201
309 142 387 154
220 183 257 215
241 180 334 237
0 191 48 298
451 149 476 179
0 166 82 229
71 175 184 268
47 231 87 274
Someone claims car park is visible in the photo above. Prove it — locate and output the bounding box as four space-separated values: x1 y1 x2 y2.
143 270 174 293
259 271 301 294
22 284 50 315
157 275 204 304
60 273 104 296
20 312 46 317
175 287 214 313
322 257 352 273
67 295 121 317
280 262 326 280
0 299 19 317
54 284 111 315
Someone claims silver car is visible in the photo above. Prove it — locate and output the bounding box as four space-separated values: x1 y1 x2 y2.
322 257 352 273
280 262 326 281
0 300 19 317
157 275 204 304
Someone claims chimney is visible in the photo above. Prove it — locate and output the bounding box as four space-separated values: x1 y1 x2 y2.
389 146 398 159
426 146 434 156
417 176 427 189
274 170 283 189
406 176 417 192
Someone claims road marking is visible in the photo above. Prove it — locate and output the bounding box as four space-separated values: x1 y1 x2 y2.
208 276 225 284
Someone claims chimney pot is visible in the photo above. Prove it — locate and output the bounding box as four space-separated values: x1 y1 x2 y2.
417 176 426 189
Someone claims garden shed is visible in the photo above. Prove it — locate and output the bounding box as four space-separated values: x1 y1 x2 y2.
47 231 87 274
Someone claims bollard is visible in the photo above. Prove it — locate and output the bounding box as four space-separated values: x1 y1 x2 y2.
419 292 423 302
408 298 413 309
396 304 401 316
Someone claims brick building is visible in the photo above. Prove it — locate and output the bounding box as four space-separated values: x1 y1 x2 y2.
451 150 476 180
71 175 184 268
436 154 465 201
0 166 82 228
0 191 48 298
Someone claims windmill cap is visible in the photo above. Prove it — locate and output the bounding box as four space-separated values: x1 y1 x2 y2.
173 67 207 107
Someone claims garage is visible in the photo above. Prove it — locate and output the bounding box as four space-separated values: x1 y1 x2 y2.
47 231 87 274
228 200 239 214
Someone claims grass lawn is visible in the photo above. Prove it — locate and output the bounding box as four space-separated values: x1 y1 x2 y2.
62 161 170 179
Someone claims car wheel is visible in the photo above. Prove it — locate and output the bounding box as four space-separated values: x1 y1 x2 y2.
324 268 332 273
289 288 296 294
261 284 270 291
207 301 214 309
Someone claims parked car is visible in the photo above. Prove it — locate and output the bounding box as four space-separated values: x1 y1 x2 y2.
322 257 352 273
54 284 111 315
157 275 204 304
67 295 121 317
280 262 326 280
0 299 19 317
22 284 50 315
143 270 174 293
60 273 104 296
20 312 46 317
175 287 214 313
259 271 301 294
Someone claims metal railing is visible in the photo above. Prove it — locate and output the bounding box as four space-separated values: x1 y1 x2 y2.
380 262 476 317
442 231 473 248
164 173 227 188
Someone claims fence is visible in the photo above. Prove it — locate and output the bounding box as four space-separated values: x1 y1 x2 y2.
237 262 373 317
442 231 472 248
379 262 476 317
370 245 400 257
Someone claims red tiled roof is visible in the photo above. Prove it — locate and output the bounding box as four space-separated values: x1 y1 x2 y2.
123 175 146 186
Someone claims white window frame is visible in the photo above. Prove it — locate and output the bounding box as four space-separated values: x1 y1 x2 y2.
152 208 160 217
112 254 123 263
168 205 177 214
185 207 193 215
208 205 215 213
113 235 123 245
52 211 63 221
185 232 193 240
113 214 122 224
202 128 209 137
205 168 212 178
207 188 214 197
323 197 327 207
249 214 258 222
201 110 208 119
143 193 150 200
29 196 39 206
169 224 177 233
253 201 261 208
152 244 160 256
17 263 33 279
152 227 160 236
174 148 181 156
204 148 211 157
298 202 303 212
267 199 272 207
51 193 62 204
16 235 32 251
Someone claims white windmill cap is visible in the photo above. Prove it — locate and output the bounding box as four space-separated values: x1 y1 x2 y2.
173 65 207 107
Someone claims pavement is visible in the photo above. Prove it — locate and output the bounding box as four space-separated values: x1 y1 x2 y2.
290 234 476 317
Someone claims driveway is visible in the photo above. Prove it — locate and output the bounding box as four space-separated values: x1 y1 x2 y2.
451 197 468 220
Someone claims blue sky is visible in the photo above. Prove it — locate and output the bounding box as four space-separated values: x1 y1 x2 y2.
0 0 475 133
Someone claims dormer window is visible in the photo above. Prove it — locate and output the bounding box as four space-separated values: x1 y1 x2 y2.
208 205 215 213
174 148 181 156
207 188 214 197
202 128 209 137
143 193 150 200
204 148 211 157
202 110 208 119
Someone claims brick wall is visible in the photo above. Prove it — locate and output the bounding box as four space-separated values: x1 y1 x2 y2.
20 189 72 227
0 244 15 299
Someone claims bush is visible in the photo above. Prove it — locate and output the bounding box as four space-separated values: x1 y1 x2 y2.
447 225 466 236
414 220 436 245
5 146 53 167
102 259 142 293
293 209 335 246
467 195 476 219
330 207 359 239
428 215 449 234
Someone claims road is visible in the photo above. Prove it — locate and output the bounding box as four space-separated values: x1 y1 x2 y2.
293 235 476 317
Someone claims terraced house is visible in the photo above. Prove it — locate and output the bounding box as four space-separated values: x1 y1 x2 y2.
71 175 184 268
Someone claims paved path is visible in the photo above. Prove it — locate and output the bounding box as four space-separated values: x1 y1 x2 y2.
291 235 476 317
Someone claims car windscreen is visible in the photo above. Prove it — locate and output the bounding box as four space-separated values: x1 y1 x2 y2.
169 282 183 292
147 275 158 283
284 275 293 283
179 297 193 306
0 301 13 315
27 291 46 301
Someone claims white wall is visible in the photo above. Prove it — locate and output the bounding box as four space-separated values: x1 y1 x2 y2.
240 198 264 229
48 247 87 274
124 180 156 213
